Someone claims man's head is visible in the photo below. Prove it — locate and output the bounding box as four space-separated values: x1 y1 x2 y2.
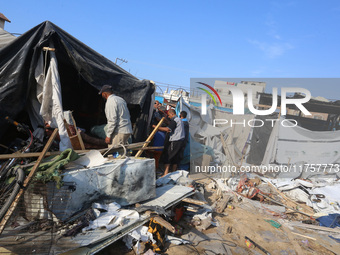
154 100 161 109
168 109 177 118
98 85 113 100
180 111 187 119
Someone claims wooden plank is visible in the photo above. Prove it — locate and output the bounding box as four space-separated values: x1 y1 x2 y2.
0 142 156 160
215 195 232 214
144 211 175 233
0 129 58 235
135 117 165 158
0 150 86 160
288 221 340 234
182 197 207 205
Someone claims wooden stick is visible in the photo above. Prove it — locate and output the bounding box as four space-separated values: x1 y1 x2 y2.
0 129 58 235
135 117 165 158
0 144 15 152
291 232 316 240
133 146 163 151
70 114 85 150
42 47 55 51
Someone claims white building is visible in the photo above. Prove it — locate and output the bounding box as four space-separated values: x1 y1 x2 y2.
214 80 266 108
0 13 10 29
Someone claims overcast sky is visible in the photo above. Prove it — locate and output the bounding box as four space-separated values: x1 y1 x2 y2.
2 0 340 99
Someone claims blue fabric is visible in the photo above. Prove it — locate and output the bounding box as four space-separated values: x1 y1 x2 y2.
155 96 164 104
317 213 340 228
153 131 165 151
329 235 340 243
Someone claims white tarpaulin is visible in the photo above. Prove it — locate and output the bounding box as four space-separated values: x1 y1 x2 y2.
35 51 72 151
263 118 340 165
189 104 253 166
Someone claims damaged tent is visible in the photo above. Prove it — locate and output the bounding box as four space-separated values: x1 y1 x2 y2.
0 21 154 150
262 117 340 165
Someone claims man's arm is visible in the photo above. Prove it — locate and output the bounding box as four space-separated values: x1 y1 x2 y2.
153 119 176 133
157 126 171 132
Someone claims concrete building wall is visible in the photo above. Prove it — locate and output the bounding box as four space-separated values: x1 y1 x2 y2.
214 80 266 108
0 20 5 29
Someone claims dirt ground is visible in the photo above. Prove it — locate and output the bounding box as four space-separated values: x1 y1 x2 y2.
99 175 340 255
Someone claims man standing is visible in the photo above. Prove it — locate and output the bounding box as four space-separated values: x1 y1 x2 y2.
99 85 132 145
151 100 168 126
156 109 185 176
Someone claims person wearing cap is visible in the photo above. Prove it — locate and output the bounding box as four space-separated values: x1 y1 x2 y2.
98 85 133 145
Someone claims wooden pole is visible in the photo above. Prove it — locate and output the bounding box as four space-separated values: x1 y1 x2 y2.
135 117 165 158
0 129 58 235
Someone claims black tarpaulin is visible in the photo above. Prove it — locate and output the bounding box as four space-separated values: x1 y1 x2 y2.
0 21 154 144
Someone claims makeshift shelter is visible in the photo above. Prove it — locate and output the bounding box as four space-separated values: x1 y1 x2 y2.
0 21 154 149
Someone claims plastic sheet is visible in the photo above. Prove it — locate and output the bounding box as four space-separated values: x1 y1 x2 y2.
0 21 154 143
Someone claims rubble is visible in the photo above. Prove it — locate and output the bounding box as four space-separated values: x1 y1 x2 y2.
1 35 340 255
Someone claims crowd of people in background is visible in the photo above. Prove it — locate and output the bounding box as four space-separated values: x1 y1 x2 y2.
151 100 189 177
95 87 189 177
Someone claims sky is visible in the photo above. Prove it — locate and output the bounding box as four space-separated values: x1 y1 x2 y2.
2 0 340 100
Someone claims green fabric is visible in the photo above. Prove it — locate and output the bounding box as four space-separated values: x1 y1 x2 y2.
264 219 281 228
29 148 80 188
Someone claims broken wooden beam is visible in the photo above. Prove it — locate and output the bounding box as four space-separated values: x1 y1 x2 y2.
144 210 175 233
135 117 165 158
182 197 207 205
215 195 232 214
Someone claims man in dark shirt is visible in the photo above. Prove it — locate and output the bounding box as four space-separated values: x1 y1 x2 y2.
156 109 185 176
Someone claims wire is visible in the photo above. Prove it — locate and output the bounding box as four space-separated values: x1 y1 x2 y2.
136 76 190 89
181 237 238 255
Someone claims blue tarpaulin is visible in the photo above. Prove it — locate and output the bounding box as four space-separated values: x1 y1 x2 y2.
317 214 340 228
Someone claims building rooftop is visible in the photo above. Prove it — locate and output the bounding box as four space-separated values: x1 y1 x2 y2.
0 13 11 23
